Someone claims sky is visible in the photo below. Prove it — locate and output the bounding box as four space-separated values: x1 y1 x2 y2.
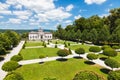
0 0 120 30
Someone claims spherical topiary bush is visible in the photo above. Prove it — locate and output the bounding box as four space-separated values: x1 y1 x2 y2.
73 70 105 80
2 61 19 72
87 53 98 60
103 48 117 58
4 72 24 80
55 45 57 48
75 48 85 56
108 70 120 80
39 55 45 59
112 45 120 49
89 46 101 52
69 48 72 54
57 49 69 57
11 55 23 62
104 58 120 70
101 45 111 50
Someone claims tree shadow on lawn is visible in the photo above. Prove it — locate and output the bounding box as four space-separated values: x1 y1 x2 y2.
99 57 107 61
73 56 83 59
84 60 95 65
100 68 110 74
39 62 44 64
0 57 4 61
56 58 68 62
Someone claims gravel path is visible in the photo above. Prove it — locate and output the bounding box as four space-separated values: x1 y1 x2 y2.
0 41 25 80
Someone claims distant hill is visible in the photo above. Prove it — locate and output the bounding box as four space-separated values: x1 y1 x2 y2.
0 29 55 34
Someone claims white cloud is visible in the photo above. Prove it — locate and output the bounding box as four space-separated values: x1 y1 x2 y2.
99 13 109 18
84 0 106 5
8 18 21 24
0 16 4 18
109 4 113 7
0 2 10 10
74 15 82 19
15 4 22 9
64 20 72 24
66 4 74 11
0 10 12 15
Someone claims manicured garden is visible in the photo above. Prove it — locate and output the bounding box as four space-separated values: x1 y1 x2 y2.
51 39 76 44
14 58 107 80
19 48 60 60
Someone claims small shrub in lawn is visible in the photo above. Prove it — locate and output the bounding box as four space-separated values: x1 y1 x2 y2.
103 48 117 58
22 44 25 49
4 72 24 80
87 53 98 60
69 48 72 54
55 45 57 48
42 41 45 46
75 48 85 56
11 55 23 61
39 55 45 59
108 70 120 80
68 43 70 46
55 41 58 44
112 45 120 49
104 58 120 70
2 61 19 72
44 44 47 48
64 43 67 47
73 70 105 80
89 46 101 52
57 49 69 57
101 45 111 50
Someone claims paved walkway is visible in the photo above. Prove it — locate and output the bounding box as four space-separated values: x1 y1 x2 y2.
0 41 25 80
18 43 120 71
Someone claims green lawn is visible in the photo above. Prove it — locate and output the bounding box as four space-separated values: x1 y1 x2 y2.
15 58 107 80
68 44 91 52
19 48 60 60
25 41 43 47
51 40 76 44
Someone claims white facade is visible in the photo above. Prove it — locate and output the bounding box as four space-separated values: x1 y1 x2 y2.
28 29 52 41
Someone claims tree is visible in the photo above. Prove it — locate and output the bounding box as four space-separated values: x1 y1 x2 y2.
89 28 98 44
2 61 19 72
4 72 24 80
87 53 98 60
81 29 89 44
108 70 120 80
73 70 105 80
75 30 81 42
75 48 85 56
103 48 117 58
57 49 69 58
89 46 101 52
104 58 120 70
0 44 6 55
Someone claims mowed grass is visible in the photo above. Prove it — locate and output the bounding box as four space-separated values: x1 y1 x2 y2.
20 48 60 60
15 58 107 80
51 40 76 44
25 41 43 47
68 44 91 52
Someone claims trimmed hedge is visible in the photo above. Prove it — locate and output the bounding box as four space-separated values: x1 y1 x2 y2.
75 48 85 55
11 55 23 61
104 58 120 70
4 72 24 80
73 70 105 80
57 49 69 57
101 45 111 50
103 48 117 57
112 46 120 49
108 70 120 80
2 61 19 72
87 53 98 60
89 46 101 52
39 55 45 59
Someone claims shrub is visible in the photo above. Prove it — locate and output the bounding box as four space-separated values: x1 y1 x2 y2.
108 70 120 80
55 45 57 48
101 45 111 50
104 58 120 70
103 48 117 58
22 44 25 49
112 45 120 49
87 53 98 60
57 49 69 57
55 41 57 44
89 46 101 52
75 48 85 56
4 72 24 80
39 55 45 59
68 43 70 46
2 61 19 72
73 70 105 80
0 44 6 55
64 43 67 47
42 41 45 46
44 44 47 48
69 48 72 54
11 55 23 62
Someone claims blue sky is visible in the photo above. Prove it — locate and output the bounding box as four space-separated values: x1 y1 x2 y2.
0 0 120 30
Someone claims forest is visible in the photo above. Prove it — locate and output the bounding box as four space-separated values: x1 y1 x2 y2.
54 8 120 45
